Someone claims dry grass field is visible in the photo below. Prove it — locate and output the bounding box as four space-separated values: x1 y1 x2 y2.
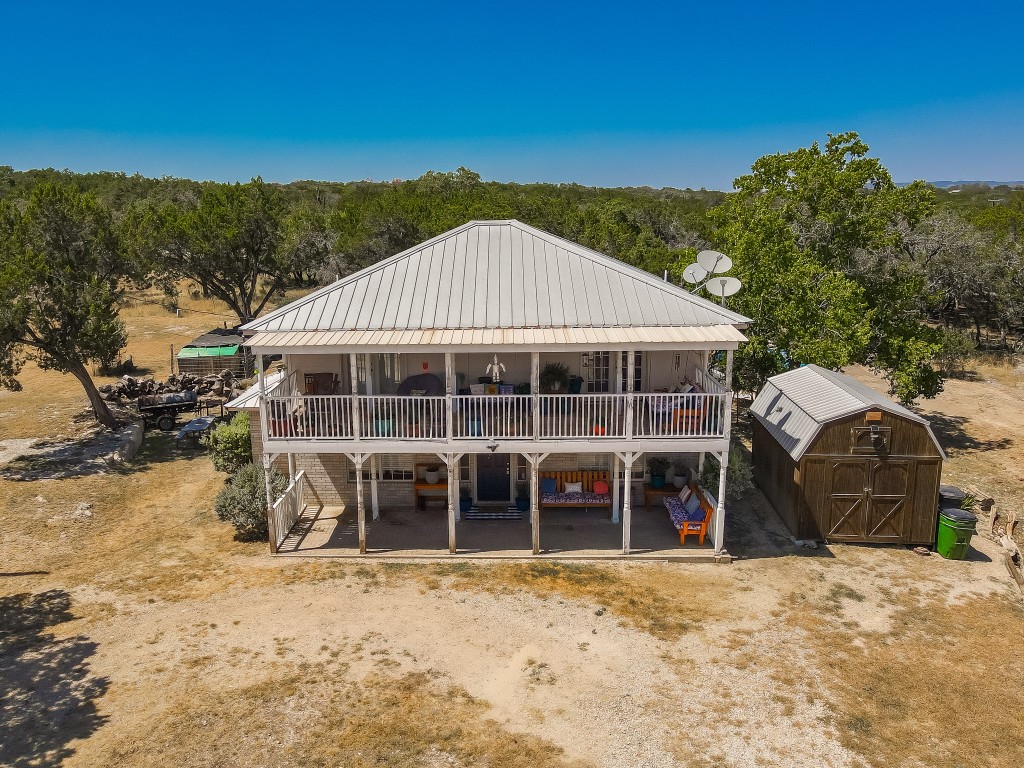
2 296 1023 768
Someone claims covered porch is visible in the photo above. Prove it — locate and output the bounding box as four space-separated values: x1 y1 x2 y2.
274 502 724 561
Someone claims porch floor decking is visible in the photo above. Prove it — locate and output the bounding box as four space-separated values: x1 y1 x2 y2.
276 503 724 561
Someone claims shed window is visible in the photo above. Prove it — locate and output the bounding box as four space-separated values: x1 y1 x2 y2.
851 426 891 455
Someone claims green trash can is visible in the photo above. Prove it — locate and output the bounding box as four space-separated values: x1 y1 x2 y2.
935 506 978 560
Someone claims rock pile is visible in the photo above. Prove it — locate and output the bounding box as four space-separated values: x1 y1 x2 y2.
99 369 249 405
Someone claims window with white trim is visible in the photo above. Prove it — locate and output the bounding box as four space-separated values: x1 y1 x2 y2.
348 455 414 482
582 352 612 393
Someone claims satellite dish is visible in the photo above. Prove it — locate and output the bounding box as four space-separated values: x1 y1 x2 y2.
697 250 732 274
682 263 708 284
705 276 742 297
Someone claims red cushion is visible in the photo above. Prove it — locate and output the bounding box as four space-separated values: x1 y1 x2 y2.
593 480 609 495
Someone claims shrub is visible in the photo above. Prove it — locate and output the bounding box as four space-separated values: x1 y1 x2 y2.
214 462 287 540
698 446 754 502
205 412 252 473
935 328 975 377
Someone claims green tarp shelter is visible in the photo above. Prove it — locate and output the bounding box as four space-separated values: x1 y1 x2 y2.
176 344 240 359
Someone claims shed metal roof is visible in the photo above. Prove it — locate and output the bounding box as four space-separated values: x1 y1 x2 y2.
186 327 246 347
749 365 945 460
242 220 751 341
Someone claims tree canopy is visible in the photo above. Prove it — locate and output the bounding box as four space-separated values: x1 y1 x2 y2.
0 183 129 428
127 177 294 324
715 132 944 402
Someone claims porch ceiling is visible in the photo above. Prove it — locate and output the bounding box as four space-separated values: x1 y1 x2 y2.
246 325 746 353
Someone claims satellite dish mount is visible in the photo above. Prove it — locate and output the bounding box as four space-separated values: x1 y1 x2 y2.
682 250 743 307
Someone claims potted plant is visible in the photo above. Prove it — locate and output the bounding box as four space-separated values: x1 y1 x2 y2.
648 456 670 489
459 489 473 514
539 362 571 393
672 461 689 489
592 417 607 436
515 481 530 513
424 464 441 484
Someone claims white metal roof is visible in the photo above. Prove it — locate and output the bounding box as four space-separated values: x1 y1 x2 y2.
242 220 750 344
749 365 945 460
246 324 747 353
225 370 284 411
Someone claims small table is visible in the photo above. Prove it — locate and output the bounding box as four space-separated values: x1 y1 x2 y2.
414 481 448 510
643 483 681 512
175 416 216 444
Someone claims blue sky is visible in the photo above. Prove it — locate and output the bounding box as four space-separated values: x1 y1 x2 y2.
2 1 1022 189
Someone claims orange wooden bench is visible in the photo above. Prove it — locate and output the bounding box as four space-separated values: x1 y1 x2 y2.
664 483 714 545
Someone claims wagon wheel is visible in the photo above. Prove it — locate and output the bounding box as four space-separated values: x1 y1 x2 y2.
157 414 176 431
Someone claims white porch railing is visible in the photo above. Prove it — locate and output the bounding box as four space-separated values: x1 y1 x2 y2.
267 369 300 398
537 394 625 438
634 392 730 438
262 391 729 442
453 394 532 439
693 367 727 395
270 469 306 551
358 395 447 439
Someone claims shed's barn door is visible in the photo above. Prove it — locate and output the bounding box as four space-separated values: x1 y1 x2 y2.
824 459 912 542
825 460 869 539
865 461 911 541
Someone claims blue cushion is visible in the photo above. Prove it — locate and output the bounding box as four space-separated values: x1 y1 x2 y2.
683 494 702 515
540 477 557 494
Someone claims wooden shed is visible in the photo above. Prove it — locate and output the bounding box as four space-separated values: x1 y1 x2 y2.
750 365 945 545
176 328 252 377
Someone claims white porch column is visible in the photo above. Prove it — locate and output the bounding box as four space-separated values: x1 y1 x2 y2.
714 448 729 554
262 452 276 553
351 453 367 554
528 454 544 557
625 350 635 439
256 351 269 448
452 454 461 523
287 452 296 484
698 452 706 475
349 353 361 439
369 454 380 521
446 453 457 553
725 349 734 391
445 352 454 441
611 454 621 524
620 452 636 554
531 352 540 441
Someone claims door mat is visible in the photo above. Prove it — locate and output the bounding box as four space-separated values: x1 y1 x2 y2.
464 506 522 520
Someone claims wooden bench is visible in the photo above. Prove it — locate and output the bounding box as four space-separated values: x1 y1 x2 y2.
539 471 612 511
664 483 714 545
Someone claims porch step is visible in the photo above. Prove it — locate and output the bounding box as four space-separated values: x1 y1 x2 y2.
464 506 523 520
